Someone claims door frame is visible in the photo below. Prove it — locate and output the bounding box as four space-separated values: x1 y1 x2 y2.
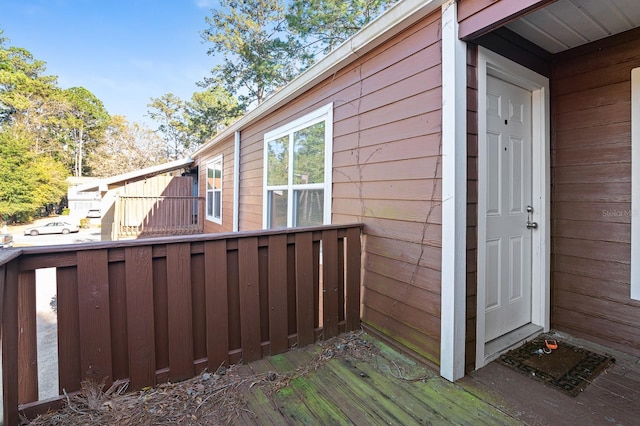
475 47 551 368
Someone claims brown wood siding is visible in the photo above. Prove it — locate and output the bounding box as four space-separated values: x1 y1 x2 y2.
227 12 444 364
551 29 640 357
457 0 554 40
465 43 479 373
199 135 235 233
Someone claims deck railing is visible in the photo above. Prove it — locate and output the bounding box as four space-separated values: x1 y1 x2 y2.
0 224 363 425
115 195 205 238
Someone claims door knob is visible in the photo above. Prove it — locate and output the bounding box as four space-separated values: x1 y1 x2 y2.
527 221 538 229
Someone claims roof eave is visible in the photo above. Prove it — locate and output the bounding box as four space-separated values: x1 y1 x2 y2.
75 158 195 193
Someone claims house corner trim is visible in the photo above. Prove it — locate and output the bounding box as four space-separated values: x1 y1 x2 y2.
233 131 240 232
440 0 467 382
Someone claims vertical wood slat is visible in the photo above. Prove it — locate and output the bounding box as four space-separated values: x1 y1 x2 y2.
258 247 270 346
338 237 346 324
238 237 261 362
125 247 156 389
77 250 113 386
295 232 315 347
313 240 320 329
227 251 241 352
190 253 207 360
322 230 340 339
108 261 128 381
18 270 38 404
166 243 194 381
268 234 288 354
205 240 229 369
57 267 81 394
2 261 19 425
152 257 169 371
346 227 362 331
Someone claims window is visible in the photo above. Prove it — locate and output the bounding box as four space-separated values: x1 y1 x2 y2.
263 103 333 229
631 69 640 300
206 155 223 224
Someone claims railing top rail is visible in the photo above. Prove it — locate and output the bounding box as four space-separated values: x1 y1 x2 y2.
17 223 364 256
0 248 23 268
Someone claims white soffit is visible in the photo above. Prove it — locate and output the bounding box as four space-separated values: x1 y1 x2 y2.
506 0 640 53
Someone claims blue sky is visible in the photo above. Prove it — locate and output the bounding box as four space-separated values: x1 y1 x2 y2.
1 0 219 128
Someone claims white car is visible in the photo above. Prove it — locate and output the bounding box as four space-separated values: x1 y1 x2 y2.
24 221 80 236
86 209 101 218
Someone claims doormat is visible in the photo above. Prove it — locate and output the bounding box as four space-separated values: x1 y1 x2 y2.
498 334 615 397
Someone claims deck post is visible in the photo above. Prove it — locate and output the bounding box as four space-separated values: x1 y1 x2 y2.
2 259 20 425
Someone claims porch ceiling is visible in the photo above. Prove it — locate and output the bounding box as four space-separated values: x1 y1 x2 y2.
505 0 640 53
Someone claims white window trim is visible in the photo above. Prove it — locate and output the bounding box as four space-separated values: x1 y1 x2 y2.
206 155 223 225
631 68 640 300
262 103 333 229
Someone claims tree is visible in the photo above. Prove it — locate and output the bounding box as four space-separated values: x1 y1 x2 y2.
88 115 168 177
63 87 110 177
286 0 397 57
186 87 243 146
0 32 70 220
0 127 67 221
147 93 192 160
0 32 70 162
201 0 306 108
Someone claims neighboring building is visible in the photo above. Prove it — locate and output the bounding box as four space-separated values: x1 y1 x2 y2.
75 158 199 241
192 0 640 381
66 177 101 220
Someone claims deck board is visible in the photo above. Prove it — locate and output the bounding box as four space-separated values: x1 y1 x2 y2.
232 363 285 425
283 352 385 424
234 333 517 425
260 353 357 425
288 349 441 425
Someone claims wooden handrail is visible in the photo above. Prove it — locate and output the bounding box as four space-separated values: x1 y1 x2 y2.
1 224 363 425
116 195 205 238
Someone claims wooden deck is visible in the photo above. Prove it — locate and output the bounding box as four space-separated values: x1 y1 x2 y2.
21 330 640 425
228 333 518 425
234 331 640 425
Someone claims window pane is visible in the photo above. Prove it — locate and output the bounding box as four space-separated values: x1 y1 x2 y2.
214 191 221 219
293 121 325 185
207 192 213 217
294 189 324 227
267 136 289 186
268 190 288 228
207 167 214 190
213 162 222 190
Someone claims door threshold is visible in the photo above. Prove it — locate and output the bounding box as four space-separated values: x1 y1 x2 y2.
484 323 543 364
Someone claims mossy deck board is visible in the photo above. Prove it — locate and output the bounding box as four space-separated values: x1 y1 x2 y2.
233 334 519 425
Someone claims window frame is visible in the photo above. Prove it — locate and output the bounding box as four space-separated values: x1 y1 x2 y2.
206 155 223 225
262 103 333 229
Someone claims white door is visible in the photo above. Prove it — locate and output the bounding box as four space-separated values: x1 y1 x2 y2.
484 75 533 342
